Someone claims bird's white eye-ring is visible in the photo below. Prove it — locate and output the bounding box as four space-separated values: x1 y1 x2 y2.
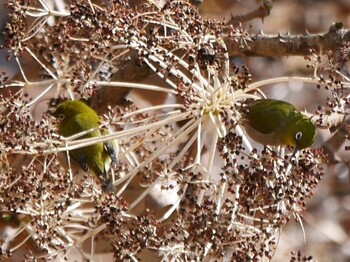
295 131 303 141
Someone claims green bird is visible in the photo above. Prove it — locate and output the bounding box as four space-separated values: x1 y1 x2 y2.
241 99 317 151
54 100 116 191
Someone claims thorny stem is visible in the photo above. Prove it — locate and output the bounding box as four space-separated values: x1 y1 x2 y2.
246 75 350 93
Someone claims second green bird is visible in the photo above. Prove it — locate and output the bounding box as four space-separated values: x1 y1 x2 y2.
55 100 116 191
241 99 316 151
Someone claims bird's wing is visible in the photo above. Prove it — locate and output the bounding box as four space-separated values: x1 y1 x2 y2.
70 150 89 171
104 141 117 163
245 100 294 134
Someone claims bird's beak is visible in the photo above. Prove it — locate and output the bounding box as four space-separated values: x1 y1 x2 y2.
291 146 300 159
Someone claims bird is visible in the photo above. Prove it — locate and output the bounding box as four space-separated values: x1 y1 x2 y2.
54 100 116 191
241 99 317 151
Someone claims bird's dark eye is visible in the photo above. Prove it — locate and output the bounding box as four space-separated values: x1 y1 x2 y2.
58 114 65 121
295 131 303 141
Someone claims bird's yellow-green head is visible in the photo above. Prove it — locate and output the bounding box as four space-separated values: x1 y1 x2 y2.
241 99 317 150
54 100 100 133
282 115 316 150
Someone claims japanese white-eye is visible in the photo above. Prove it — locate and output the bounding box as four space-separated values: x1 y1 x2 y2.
54 100 116 191
241 99 317 151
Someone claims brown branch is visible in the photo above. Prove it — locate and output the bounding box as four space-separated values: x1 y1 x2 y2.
226 22 350 57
